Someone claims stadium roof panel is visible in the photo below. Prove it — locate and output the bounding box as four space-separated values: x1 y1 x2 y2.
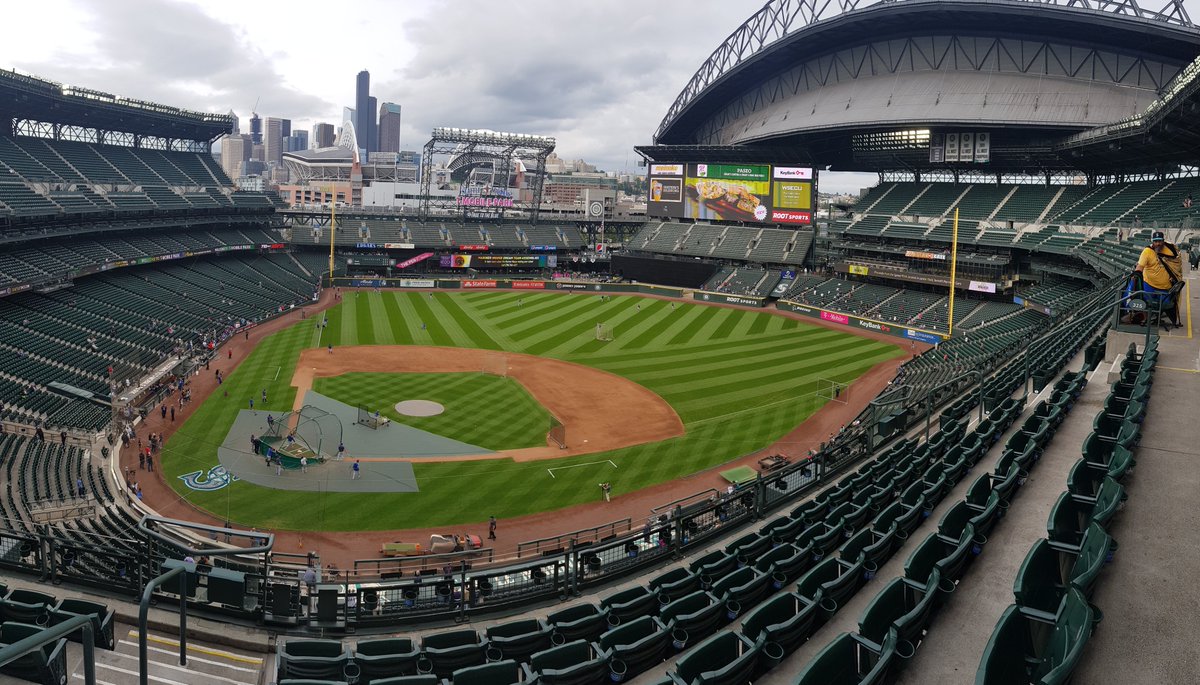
657 0 1200 146
0 69 234 143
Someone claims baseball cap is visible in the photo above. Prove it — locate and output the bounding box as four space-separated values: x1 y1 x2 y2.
1151 231 1165 242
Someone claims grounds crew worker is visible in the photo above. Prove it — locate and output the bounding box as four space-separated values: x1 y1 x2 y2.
1132 230 1183 328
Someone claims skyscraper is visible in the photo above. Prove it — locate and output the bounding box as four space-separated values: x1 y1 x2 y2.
228 110 240 135
287 131 309 152
367 96 377 155
378 102 401 153
219 134 250 180
281 119 292 139
312 122 335 149
355 70 374 158
265 117 285 165
249 112 262 145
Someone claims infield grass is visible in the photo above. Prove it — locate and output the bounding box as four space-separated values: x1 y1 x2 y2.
163 291 905 531
313 372 552 451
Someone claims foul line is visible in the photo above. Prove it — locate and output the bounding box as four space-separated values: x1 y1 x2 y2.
547 460 617 479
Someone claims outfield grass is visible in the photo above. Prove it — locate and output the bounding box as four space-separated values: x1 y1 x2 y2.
312 372 552 451
163 291 905 531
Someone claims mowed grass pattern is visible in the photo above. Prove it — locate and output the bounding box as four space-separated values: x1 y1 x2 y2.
163 291 904 531
313 372 552 451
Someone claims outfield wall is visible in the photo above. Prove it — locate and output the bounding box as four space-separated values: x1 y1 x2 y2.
777 300 946 344
333 277 684 298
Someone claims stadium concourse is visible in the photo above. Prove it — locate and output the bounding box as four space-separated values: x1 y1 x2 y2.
127 289 908 568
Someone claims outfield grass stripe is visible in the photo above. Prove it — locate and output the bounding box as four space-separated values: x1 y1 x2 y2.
666 305 720 346
570 319 838 363
381 292 414 345
394 292 436 345
603 300 672 352
491 294 570 329
620 303 693 350
355 291 376 345
337 297 358 346
503 295 603 343
420 294 476 347
436 293 504 350
636 336 883 387
590 329 856 374
407 293 456 346
705 308 745 341
559 298 643 355
519 297 636 355
367 292 395 344
747 310 771 335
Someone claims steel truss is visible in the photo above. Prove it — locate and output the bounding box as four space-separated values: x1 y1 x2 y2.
656 0 1194 143
10 118 210 152
419 128 555 222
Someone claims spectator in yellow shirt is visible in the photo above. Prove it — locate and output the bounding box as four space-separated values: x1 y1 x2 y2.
1133 231 1182 326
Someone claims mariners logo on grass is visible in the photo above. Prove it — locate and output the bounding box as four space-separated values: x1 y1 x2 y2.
178 465 240 491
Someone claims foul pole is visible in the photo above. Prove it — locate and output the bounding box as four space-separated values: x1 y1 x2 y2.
327 189 337 285
947 207 960 337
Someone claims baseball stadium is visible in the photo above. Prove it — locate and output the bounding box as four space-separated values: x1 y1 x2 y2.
0 0 1197 683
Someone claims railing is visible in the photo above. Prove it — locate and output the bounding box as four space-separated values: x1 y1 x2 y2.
516 518 633 558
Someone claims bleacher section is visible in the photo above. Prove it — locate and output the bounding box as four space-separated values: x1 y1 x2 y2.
625 222 810 265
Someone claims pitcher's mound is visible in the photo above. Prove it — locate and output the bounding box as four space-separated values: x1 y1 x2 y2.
396 400 445 417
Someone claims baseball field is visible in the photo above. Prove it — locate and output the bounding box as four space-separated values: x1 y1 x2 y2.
162 291 905 531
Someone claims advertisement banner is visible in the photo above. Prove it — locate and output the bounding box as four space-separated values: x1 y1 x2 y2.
968 280 997 294
462 280 498 289
459 244 488 251
821 311 850 325
848 264 870 276
395 252 435 269
383 242 416 249
397 279 436 288
685 162 772 222
773 166 814 180
512 281 546 290
905 329 944 345
442 254 551 268
905 250 948 261
696 292 767 307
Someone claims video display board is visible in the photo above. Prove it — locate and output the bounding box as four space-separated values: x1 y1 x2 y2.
647 164 685 217
439 254 557 268
646 162 814 225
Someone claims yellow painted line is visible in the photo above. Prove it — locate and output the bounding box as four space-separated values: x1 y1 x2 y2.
126 631 263 665
1158 366 1200 373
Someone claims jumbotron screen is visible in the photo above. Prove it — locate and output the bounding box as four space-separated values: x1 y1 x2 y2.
646 162 815 225
440 254 557 268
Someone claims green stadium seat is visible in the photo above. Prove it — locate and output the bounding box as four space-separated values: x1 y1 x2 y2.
526 639 609 685
1046 479 1126 546
939 494 1002 548
49 597 115 650
904 529 973 593
725 531 773 567
486 618 552 663
757 540 816 585
667 631 760 685
368 676 440 685
689 551 738 586
740 592 820 676
1013 523 1112 618
975 587 1095 685
600 586 658 624
420 629 487 678
597 615 670 681
797 521 846 562
353 637 420 682
871 499 924 542
649 567 702 605
0 589 55 625
796 556 867 621
276 639 352 682
658 591 725 647
447 659 529 685
710 566 772 614
1080 443 1136 483
857 573 940 659
546 603 609 643
0 622 69 685
793 631 899 685
839 526 899 578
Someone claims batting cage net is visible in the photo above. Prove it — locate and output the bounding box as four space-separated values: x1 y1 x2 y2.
595 323 614 342
548 416 567 449
262 404 342 465
357 406 390 429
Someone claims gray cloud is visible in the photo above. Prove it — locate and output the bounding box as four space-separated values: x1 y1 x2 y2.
10 0 330 123
374 0 738 172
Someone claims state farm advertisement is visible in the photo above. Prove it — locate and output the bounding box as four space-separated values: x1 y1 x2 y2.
462 280 498 289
